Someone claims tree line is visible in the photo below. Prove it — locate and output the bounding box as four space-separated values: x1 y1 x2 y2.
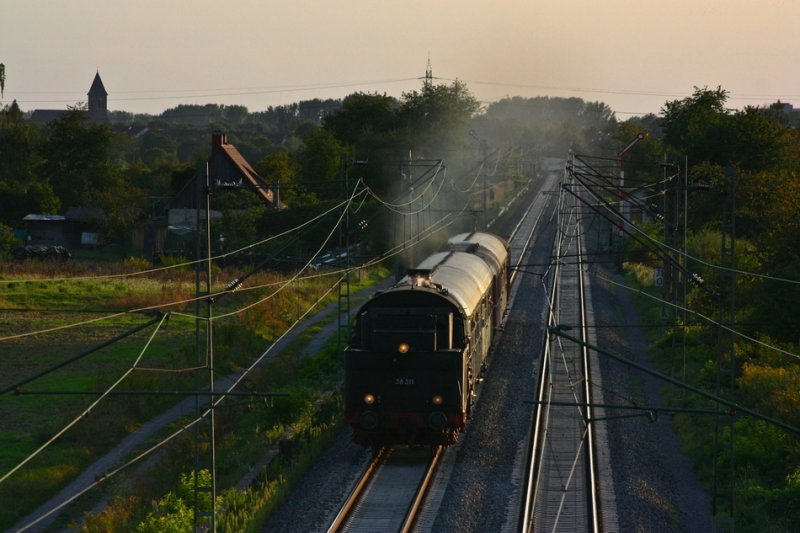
0 80 615 253
618 87 800 529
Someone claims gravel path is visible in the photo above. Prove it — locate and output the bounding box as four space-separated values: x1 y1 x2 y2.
584 225 717 532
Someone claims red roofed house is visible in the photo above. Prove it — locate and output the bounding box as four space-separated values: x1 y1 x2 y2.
208 132 278 206
149 132 283 256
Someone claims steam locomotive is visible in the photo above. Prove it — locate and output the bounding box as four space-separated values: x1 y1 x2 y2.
344 232 510 445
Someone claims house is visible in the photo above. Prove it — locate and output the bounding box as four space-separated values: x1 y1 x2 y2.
150 132 283 256
169 132 282 211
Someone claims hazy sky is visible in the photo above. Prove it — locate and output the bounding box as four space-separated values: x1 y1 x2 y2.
2 0 798 117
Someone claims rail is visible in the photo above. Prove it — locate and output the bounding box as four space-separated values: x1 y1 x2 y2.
521 171 601 532
327 446 441 533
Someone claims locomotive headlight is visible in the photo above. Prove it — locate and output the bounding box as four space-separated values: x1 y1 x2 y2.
397 342 410 354
432 394 444 406
363 393 376 405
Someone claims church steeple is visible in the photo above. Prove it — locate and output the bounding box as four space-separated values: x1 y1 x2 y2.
87 71 108 122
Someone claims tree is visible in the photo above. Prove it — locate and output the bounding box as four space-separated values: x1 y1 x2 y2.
0 221 18 258
324 92 398 151
255 149 301 204
729 106 794 172
0 180 61 226
136 470 218 533
0 100 41 185
223 104 249 125
396 79 480 156
0 102 58 225
219 205 267 253
39 108 116 208
93 177 144 254
296 128 345 201
472 96 616 157
297 98 341 123
139 129 178 167
611 120 662 184
661 86 733 165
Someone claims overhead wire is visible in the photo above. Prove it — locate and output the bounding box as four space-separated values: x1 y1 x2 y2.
0 312 170 486
0 156 481 338
435 76 800 103
362 160 446 212
14 77 423 106
0 194 362 285
0 189 370 340
5 134 538 529
6 166 484 525
565 157 800 367
174 178 365 321
565 164 713 296
571 169 800 360
589 269 800 362
0 314 166 395
571 153 800 286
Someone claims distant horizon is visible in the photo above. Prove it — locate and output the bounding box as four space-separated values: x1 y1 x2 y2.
9 72 795 121
3 1 798 119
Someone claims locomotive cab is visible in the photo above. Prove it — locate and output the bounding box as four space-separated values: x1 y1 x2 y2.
345 288 468 445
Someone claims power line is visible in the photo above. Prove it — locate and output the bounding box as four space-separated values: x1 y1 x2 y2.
569 154 800 286
0 194 364 286
4 143 523 528
437 76 800 102
0 313 169 486
0 313 164 396
589 269 800 362
11 77 422 106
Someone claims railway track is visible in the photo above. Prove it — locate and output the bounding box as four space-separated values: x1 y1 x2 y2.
325 172 560 533
327 446 441 533
520 172 606 532
507 176 555 287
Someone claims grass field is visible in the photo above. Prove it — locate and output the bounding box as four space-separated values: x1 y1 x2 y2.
0 259 386 530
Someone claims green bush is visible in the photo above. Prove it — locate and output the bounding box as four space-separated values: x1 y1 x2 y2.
136 469 220 533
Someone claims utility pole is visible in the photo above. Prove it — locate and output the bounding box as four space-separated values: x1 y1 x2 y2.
663 163 681 339
337 157 351 349
424 56 433 90
193 163 217 531
482 139 488 230
713 166 737 531
618 133 645 233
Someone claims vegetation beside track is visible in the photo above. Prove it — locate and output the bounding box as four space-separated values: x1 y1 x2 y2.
619 230 800 531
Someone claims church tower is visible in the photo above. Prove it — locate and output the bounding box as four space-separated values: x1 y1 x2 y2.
87 71 108 122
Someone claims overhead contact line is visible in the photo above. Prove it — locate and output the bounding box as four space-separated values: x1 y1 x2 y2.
548 327 800 436
0 312 166 394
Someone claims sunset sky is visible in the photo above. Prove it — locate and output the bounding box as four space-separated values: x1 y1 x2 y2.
2 0 798 117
